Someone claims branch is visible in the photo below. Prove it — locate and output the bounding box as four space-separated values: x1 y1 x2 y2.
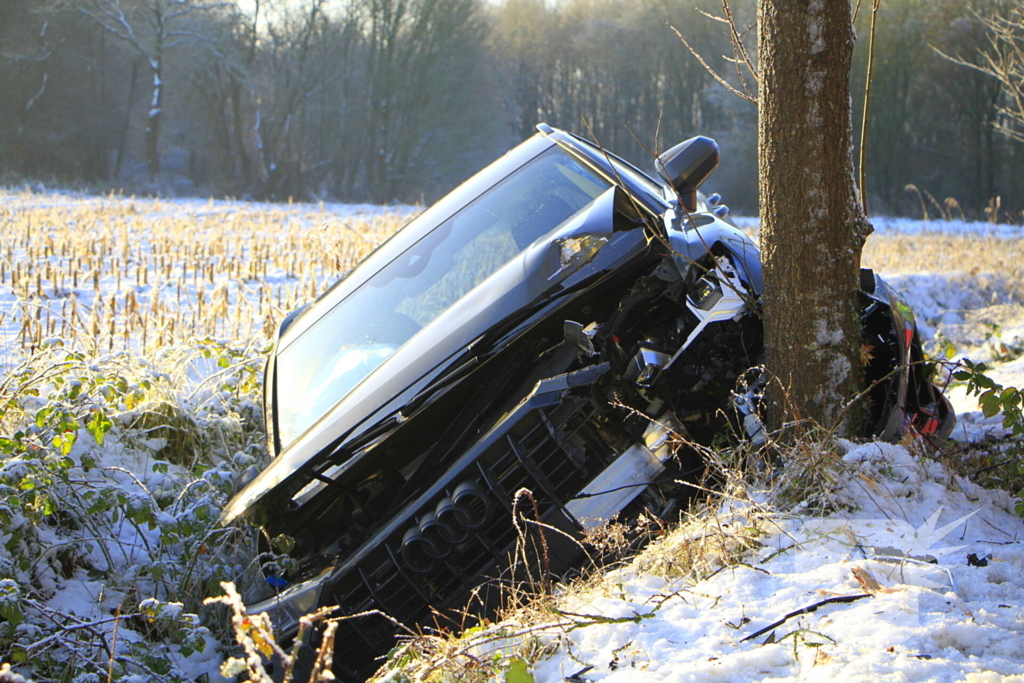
720 0 758 85
668 22 757 103
74 0 149 58
739 594 872 642
25 72 49 110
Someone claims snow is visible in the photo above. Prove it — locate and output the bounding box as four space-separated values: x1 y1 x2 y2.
518 440 1024 683
2 198 1023 681
405 215 1024 683
501 217 1024 683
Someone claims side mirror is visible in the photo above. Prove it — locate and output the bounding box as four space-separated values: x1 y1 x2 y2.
656 136 719 212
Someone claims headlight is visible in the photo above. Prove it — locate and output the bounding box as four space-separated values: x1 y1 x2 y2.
247 566 331 638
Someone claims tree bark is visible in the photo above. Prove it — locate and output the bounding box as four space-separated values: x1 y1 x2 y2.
757 0 873 435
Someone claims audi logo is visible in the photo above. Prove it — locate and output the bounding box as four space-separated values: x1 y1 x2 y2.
400 480 492 573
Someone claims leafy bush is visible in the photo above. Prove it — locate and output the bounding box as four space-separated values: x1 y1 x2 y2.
0 339 268 682
953 359 1024 436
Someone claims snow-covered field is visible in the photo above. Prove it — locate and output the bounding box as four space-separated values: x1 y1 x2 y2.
0 188 416 372
0 190 1022 683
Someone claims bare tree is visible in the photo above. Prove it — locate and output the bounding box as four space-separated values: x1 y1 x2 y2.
357 0 490 201
66 0 233 179
757 0 872 434
246 0 338 199
492 0 732 168
188 0 261 188
938 2 1024 146
0 1 57 171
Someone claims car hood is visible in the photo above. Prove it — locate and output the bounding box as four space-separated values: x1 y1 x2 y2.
221 184 648 524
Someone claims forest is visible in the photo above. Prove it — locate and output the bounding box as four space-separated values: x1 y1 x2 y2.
1 0 1022 218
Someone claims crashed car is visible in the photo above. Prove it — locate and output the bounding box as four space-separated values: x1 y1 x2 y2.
221 123 954 679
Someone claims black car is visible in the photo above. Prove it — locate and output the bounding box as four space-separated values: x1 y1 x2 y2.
221 124 954 679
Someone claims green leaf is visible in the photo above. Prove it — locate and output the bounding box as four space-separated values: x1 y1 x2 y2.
980 394 1002 419
0 600 22 628
35 407 52 429
53 431 77 457
5 529 24 554
272 534 296 554
505 657 534 683
975 374 997 390
87 409 113 447
1001 388 1021 406
128 505 155 528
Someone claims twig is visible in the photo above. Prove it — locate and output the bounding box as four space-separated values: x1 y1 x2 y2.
107 604 121 683
667 23 756 103
740 593 872 642
858 0 881 213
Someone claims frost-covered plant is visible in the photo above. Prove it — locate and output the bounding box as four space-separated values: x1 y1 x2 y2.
205 582 340 683
0 339 268 682
950 359 1024 515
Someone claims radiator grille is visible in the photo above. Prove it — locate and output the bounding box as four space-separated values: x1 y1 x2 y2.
329 398 610 677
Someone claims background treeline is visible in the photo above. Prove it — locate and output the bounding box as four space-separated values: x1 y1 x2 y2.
1 0 1021 218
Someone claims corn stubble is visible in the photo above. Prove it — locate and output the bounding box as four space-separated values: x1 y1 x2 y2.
0 189 410 356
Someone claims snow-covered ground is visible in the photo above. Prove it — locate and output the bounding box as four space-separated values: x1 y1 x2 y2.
518 439 1024 683
0 189 417 373
494 217 1024 683
1 194 1022 682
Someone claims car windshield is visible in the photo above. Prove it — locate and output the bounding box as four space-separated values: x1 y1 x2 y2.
274 147 613 448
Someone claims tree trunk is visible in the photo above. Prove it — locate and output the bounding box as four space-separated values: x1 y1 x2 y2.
757 0 873 435
145 57 163 180
231 77 251 183
115 58 140 179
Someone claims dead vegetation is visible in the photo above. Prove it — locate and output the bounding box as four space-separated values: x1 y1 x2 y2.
5 186 1022 360
0 188 412 356
863 230 1024 285
355 427 854 683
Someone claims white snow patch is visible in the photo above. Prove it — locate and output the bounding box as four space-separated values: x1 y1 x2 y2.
814 319 844 346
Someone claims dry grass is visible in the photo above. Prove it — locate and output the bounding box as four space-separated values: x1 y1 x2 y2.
0 188 413 357
365 425 855 683
863 231 1024 283
4 187 1022 361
